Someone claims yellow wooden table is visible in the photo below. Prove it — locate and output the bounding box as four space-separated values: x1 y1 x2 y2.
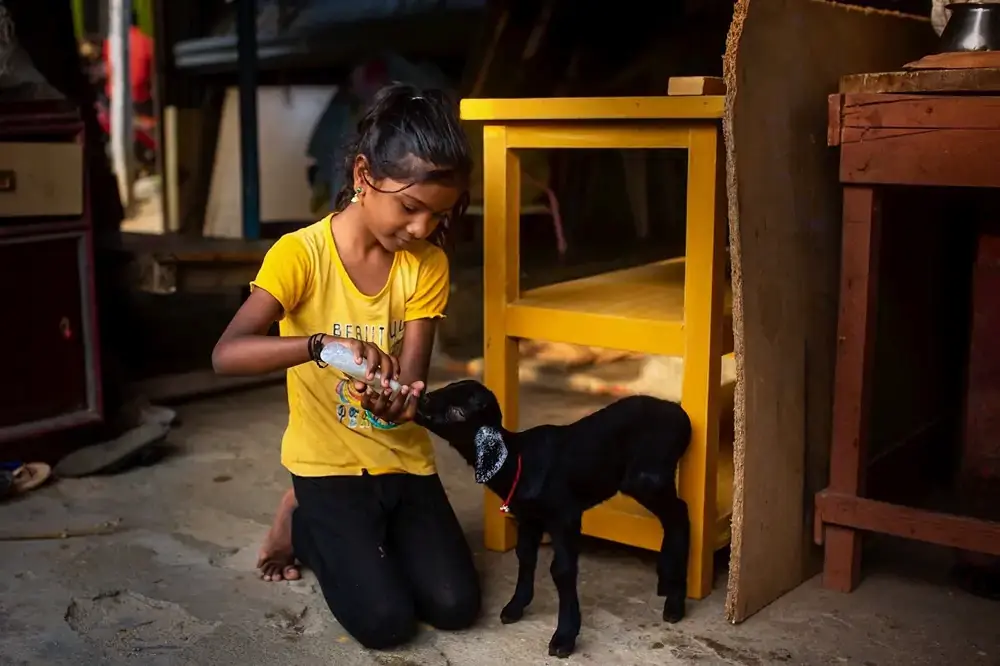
461 96 732 600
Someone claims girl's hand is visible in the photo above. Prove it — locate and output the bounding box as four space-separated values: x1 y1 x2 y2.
361 381 426 425
331 337 399 392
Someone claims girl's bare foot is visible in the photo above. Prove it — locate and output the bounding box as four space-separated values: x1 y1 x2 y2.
257 489 301 582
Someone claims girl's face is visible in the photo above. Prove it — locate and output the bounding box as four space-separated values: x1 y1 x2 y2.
356 174 462 252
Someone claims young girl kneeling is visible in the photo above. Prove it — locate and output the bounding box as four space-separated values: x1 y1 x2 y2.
212 83 480 649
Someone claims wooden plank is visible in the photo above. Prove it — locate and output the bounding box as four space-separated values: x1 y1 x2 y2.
823 186 882 593
816 491 1000 557
722 0 933 623
842 94 1000 131
481 124 519 552
840 67 1000 94
828 94 843 147
839 128 1000 188
460 96 725 121
904 50 1000 70
668 76 727 96
678 125 727 599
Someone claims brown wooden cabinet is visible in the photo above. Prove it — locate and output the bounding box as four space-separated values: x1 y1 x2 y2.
0 101 102 443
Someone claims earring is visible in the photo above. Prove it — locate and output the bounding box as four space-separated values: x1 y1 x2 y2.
350 186 363 204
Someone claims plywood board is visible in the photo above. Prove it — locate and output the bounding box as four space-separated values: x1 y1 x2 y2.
204 86 337 238
722 0 933 622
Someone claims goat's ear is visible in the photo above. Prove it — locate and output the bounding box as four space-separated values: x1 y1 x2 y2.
516 445 555 502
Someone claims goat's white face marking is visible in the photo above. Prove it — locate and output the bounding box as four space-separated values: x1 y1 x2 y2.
474 426 507 484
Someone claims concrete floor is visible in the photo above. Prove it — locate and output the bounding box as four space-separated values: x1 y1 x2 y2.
1 384 998 666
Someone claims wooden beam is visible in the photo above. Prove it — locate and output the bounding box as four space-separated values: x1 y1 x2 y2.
842 94 1000 131
816 491 1000 557
840 68 1000 94
839 128 1000 188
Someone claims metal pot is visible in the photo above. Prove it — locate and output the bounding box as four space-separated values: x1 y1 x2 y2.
939 2 1000 52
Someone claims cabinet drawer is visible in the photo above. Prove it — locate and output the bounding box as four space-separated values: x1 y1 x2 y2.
0 232 100 441
0 142 84 218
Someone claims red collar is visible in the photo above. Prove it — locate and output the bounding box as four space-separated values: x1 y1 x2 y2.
499 454 522 513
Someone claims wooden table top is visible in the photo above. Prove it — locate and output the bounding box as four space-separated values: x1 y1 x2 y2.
840 67 1000 94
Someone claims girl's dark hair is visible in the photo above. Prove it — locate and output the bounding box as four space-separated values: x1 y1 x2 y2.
334 82 473 248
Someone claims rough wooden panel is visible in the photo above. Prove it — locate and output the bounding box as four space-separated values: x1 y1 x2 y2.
840 129 1000 188
841 94 1000 131
722 0 933 622
840 68 1000 93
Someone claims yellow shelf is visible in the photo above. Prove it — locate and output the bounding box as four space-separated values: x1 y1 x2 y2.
508 259 734 357
461 96 726 122
582 435 735 552
471 95 729 600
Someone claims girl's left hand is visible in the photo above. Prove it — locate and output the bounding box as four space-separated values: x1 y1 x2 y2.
361 380 426 425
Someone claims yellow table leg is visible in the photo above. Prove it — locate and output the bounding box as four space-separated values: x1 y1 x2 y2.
678 125 726 599
482 124 519 552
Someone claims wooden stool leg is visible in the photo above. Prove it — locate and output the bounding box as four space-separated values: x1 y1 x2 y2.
482 125 519 552
679 126 726 599
823 186 882 592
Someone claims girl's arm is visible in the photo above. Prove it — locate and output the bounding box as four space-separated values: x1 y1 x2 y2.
212 288 321 376
360 318 437 423
396 318 437 386
212 288 402 381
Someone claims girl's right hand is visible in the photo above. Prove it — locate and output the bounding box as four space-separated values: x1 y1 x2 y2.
328 337 399 392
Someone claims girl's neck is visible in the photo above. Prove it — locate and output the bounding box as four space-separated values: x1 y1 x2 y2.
331 206 387 259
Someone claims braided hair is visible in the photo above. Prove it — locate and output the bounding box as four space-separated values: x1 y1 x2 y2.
333 83 472 249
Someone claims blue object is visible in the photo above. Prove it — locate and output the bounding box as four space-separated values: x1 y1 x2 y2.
237 0 262 240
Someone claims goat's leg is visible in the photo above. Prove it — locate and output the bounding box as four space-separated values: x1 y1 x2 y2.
657 496 690 622
647 495 690 622
630 482 690 623
546 516 583 658
501 519 544 624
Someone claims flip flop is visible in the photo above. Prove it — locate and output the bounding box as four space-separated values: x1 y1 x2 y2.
0 463 52 499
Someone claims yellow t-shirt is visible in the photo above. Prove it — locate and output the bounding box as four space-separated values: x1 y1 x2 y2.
250 216 449 477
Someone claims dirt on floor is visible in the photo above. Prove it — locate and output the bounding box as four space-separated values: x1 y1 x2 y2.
1 384 998 666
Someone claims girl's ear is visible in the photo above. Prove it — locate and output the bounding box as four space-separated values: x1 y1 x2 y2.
352 154 370 190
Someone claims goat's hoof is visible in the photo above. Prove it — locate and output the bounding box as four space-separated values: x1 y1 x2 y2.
662 599 685 624
548 635 576 658
500 603 525 624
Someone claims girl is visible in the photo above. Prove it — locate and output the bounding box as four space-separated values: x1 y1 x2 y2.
212 83 480 649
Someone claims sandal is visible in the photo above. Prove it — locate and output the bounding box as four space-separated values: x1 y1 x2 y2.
0 462 52 499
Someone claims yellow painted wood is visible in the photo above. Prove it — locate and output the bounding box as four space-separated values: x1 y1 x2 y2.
482 125 519 552
461 96 725 121
504 125 693 150
466 97 731 601
583 435 735 552
676 125 727 599
507 259 734 357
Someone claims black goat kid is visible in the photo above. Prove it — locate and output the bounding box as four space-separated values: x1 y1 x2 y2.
415 379 692 658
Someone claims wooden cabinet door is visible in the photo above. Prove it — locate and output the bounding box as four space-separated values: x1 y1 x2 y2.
0 232 100 442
